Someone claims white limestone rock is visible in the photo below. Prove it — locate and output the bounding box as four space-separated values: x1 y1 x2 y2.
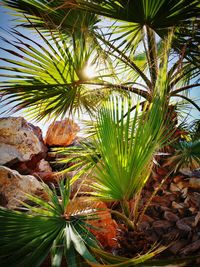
0 165 45 209
0 117 47 165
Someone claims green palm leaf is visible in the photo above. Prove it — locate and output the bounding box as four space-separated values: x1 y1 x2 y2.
0 180 99 267
2 0 99 38
53 40 174 202
76 0 200 77
0 28 110 119
0 180 171 267
76 0 199 42
88 47 173 201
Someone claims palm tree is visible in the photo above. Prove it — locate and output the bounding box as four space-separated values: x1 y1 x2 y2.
51 46 174 221
0 2 200 265
0 0 200 119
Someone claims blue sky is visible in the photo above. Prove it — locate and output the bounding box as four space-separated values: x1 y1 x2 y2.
0 4 199 135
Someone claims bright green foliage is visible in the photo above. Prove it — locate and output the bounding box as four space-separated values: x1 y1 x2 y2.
0 1 199 266
51 139 99 186
91 80 170 201
54 49 174 202
0 181 99 267
77 0 200 63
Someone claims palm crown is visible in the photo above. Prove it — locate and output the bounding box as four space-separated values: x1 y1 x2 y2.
1 0 199 119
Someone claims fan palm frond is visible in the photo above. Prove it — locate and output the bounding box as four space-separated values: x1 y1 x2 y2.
76 0 199 46
2 0 99 38
0 27 112 120
0 180 99 267
90 43 175 202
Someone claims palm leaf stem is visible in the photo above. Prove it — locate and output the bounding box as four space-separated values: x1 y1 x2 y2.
81 82 148 99
120 199 131 218
170 83 200 95
146 26 158 87
167 59 183 80
110 210 134 231
122 101 146 119
171 94 200 112
95 33 152 89
170 65 197 88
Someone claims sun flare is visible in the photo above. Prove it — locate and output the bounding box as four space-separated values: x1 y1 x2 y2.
83 64 97 79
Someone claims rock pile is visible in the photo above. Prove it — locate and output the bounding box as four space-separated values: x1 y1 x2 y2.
0 116 80 207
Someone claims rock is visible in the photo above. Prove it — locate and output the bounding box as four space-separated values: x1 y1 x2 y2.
189 178 200 189
31 159 53 182
12 154 48 175
139 214 154 224
179 168 193 177
152 220 172 229
45 119 80 146
32 172 59 183
0 166 45 209
185 192 200 211
180 240 200 255
65 197 118 249
28 122 46 151
152 195 171 207
192 169 200 178
189 207 197 214
170 181 188 192
162 229 180 242
179 217 195 227
181 187 188 198
173 175 185 183
164 211 179 222
146 230 158 243
168 240 188 254
170 183 181 192
165 193 177 203
176 219 192 232
138 214 154 232
137 221 150 231
152 220 173 236
172 201 185 210
0 117 47 165
36 159 52 172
